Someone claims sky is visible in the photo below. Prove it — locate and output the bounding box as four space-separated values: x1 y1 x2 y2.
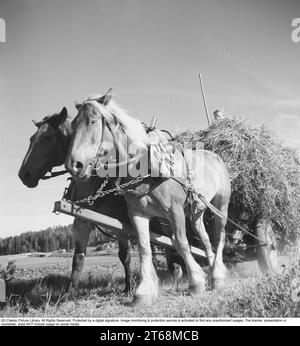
0 0 299 237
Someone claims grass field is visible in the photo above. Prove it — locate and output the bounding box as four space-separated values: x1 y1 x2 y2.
0 250 299 318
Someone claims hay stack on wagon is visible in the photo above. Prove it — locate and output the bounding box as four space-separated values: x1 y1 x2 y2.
175 116 300 244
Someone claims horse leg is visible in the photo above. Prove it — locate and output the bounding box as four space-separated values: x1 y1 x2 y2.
166 248 176 281
173 263 183 290
211 196 229 289
166 249 183 290
68 217 92 293
190 213 214 268
128 211 159 306
170 207 206 293
151 243 161 271
116 228 131 293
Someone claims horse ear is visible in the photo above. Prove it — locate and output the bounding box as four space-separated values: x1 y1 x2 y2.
59 107 68 122
32 120 39 127
48 107 68 129
74 101 81 110
97 88 113 106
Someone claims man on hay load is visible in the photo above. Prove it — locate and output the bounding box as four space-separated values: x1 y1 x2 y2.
213 109 225 120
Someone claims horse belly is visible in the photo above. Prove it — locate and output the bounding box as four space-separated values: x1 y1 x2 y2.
125 194 165 218
186 150 230 211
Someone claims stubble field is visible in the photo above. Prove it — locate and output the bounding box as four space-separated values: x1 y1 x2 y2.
0 249 299 318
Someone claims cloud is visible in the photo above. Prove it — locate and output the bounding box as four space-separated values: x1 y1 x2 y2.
205 36 299 103
272 113 300 150
205 37 253 75
273 99 300 109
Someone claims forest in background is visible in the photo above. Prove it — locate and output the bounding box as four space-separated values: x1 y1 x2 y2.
0 225 111 255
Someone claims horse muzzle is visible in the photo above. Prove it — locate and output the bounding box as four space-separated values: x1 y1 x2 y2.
66 159 90 180
18 169 39 188
72 161 84 175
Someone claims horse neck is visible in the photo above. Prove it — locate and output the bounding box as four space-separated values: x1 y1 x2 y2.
106 122 130 163
54 119 73 167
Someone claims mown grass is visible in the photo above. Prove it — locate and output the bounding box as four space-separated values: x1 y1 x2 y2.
1 258 299 318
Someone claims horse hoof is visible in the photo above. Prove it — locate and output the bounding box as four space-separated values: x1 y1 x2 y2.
62 287 78 301
188 283 205 295
131 295 155 308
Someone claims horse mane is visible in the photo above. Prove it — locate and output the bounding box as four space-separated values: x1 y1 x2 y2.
37 113 73 137
59 116 73 136
82 94 150 149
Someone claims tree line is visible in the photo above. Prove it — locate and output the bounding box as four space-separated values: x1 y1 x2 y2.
0 225 112 255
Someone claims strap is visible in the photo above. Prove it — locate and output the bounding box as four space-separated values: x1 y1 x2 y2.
41 169 68 180
171 177 268 246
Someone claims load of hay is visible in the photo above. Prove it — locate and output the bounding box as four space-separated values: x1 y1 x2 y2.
175 116 300 242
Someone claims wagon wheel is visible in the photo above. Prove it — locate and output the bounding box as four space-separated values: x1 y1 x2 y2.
256 218 280 274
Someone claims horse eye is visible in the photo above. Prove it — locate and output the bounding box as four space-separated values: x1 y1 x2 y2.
91 120 97 125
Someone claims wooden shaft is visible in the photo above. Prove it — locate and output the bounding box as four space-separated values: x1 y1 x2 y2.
54 200 207 259
199 73 211 126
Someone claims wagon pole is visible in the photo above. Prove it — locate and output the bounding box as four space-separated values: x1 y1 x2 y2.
198 73 211 126
54 200 207 260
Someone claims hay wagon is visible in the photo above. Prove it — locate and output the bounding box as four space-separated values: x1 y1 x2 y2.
53 199 280 273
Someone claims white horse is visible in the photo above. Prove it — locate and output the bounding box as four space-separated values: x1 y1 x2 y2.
66 90 231 306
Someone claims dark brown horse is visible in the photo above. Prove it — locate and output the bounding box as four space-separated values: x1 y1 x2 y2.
18 108 133 293
66 90 231 306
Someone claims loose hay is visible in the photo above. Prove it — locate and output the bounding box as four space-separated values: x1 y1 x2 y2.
175 116 300 242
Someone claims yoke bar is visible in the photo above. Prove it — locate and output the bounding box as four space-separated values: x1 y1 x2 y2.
54 200 207 260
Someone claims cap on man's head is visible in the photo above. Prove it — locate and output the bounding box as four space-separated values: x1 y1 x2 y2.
213 109 224 119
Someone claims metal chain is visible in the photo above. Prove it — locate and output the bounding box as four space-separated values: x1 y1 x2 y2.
72 174 150 206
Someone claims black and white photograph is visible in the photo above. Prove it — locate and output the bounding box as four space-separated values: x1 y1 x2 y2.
0 0 300 327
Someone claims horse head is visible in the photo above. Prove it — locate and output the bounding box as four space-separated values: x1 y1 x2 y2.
18 107 70 187
66 89 149 180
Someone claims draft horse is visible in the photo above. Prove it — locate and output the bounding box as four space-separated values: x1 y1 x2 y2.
66 90 231 306
18 108 133 293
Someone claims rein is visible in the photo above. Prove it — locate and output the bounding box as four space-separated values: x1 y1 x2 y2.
172 178 268 247
196 192 267 245
92 152 145 171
